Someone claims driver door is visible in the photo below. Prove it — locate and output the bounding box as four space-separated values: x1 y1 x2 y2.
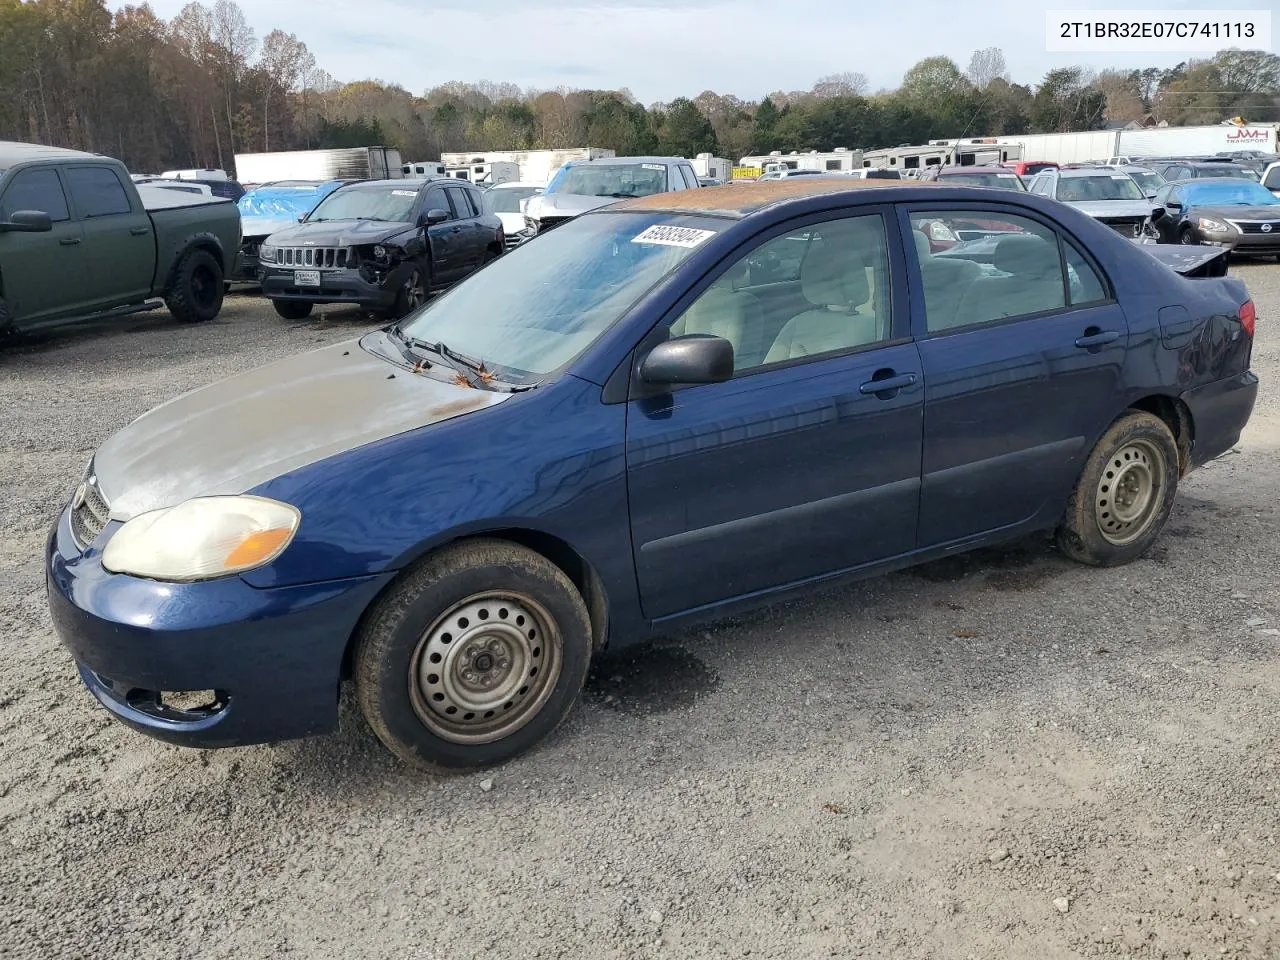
0 166 93 326
423 184 462 283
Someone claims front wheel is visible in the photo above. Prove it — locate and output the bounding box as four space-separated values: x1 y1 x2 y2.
354 539 592 771
392 260 430 318
272 299 313 320
1178 226 1199 245
1056 411 1179 566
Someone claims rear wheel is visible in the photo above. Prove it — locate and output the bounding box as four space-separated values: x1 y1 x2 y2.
1056 411 1179 566
165 248 224 323
354 539 593 771
272 299 313 320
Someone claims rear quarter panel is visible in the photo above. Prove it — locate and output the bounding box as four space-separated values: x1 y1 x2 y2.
147 199 241 290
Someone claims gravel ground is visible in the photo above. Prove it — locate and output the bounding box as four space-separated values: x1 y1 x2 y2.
2 268 1280 960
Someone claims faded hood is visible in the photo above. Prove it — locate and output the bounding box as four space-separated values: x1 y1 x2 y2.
265 219 416 247
526 192 617 221
92 337 510 520
1068 199 1154 220
241 215 298 241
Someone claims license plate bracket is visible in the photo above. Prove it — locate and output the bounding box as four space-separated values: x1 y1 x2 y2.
295 270 321 287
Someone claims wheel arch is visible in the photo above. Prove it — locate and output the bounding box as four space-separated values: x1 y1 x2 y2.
340 527 610 680
163 234 227 294
1128 393 1194 475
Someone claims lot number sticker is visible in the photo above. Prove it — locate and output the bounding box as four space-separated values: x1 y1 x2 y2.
631 225 716 248
392 189 418 196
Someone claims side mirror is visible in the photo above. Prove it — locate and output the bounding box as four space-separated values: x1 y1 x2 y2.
0 210 53 233
640 335 734 386
1149 207 1166 220
424 208 450 226
1165 199 1181 210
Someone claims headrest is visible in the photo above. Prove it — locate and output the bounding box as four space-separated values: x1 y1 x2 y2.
800 232 870 309
993 234 1059 279
912 229 930 258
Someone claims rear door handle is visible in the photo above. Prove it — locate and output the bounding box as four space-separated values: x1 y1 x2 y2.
129 226 149 236
59 237 81 246
859 373 917 395
1075 330 1121 348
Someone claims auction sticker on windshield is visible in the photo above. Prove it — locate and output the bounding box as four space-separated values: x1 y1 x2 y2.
631 225 716 248
392 190 417 197
642 164 665 171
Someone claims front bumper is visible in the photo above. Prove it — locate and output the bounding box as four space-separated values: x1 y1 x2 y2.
1228 233 1280 254
230 241 263 283
259 262 411 308
1182 371 1259 468
45 507 390 748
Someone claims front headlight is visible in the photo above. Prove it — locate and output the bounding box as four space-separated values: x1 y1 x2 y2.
259 244 277 263
102 495 301 582
1198 217 1233 233
373 244 388 261
524 216 538 234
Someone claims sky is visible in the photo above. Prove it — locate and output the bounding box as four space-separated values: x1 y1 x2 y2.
129 0 1276 104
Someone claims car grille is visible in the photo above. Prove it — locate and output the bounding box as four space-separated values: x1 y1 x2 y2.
279 247 352 268
1226 220 1280 234
504 234 527 251
1099 217 1145 237
70 475 111 549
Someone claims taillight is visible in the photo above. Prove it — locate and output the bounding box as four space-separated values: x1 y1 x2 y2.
1240 299 1256 338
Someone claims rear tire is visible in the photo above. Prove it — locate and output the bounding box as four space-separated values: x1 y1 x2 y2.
165 248 224 323
1056 411 1179 567
354 539 592 772
272 299 313 320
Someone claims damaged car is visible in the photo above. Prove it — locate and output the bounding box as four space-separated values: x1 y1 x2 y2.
259 177 503 320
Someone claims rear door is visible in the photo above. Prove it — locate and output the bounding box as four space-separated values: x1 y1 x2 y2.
901 203 1129 548
63 164 154 307
0 165 94 325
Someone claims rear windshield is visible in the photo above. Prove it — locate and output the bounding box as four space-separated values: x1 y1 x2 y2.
1056 174 1144 202
484 186 541 213
1202 165 1258 181
548 163 669 198
309 185 418 222
1125 170 1164 195
1022 163 1055 176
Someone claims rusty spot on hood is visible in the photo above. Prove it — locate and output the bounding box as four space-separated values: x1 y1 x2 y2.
609 178 932 218
430 394 492 418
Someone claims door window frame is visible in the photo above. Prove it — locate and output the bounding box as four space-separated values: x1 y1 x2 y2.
897 201 1118 340
622 203 912 401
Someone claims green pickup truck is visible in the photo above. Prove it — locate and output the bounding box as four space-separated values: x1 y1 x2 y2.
0 142 241 336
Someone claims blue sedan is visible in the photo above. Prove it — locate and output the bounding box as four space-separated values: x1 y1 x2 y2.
46 179 1259 770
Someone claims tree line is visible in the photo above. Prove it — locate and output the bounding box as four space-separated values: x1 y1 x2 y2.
2 0 1278 176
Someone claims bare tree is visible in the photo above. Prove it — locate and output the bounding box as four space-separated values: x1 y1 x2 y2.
966 47 1008 90
811 71 869 98
259 30 307 150
210 0 256 155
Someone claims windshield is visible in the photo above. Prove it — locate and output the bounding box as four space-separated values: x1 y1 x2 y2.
1205 165 1259 181
239 184 335 220
1182 181 1280 206
398 212 723 382
944 172 1026 191
548 163 668 198
309 185 418 222
1056 174 1144 202
484 186 541 213
1125 170 1164 195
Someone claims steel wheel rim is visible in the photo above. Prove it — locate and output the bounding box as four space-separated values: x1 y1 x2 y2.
1095 439 1164 546
409 592 562 745
404 270 426 310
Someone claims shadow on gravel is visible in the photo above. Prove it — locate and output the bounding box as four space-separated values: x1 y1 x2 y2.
905 536 1069 592
584 645 720 716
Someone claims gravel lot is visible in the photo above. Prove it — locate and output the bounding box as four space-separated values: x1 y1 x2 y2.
2 267 1280 960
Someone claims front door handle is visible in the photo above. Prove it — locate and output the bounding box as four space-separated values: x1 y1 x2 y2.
59 237 81 246
1075 329 1121 349
451 226 462 233
859 372 917 396
129 226 149 236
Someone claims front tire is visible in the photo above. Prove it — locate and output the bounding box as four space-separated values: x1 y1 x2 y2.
1178 226 1199 245
272 299 313 320
1056 411 1179 566
165 248 224 323
392 260 430 318
354 539 593 771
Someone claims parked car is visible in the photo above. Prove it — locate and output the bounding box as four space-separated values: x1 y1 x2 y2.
131 177 214 197
0 141 239 335
258 177 503 320
232 180 352 284
924 166 1027 190
160 167 246 201
522 156 700 235
698 177 723 187
1115 164 1166 199
755 168 827 180
1262 161 1280 198
846 168 901 180
1026 167 1153 237
47 179 1257 770
1139 159 1259 183
1145 178 1280 259
1006 160 1059 178
481 181 543 251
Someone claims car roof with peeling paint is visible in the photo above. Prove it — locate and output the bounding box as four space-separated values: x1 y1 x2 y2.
606 178 933 218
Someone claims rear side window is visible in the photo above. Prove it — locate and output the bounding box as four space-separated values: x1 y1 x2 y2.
0 168 70 221
445 187 475 219
66 167 132 217
1264 166 1280 190
1063 243 1107 304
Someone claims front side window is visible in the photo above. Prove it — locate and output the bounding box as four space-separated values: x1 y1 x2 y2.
65 166 133 217
398 212 725 383
664 214 891 373
1 168 70 221
909 211 1067 332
